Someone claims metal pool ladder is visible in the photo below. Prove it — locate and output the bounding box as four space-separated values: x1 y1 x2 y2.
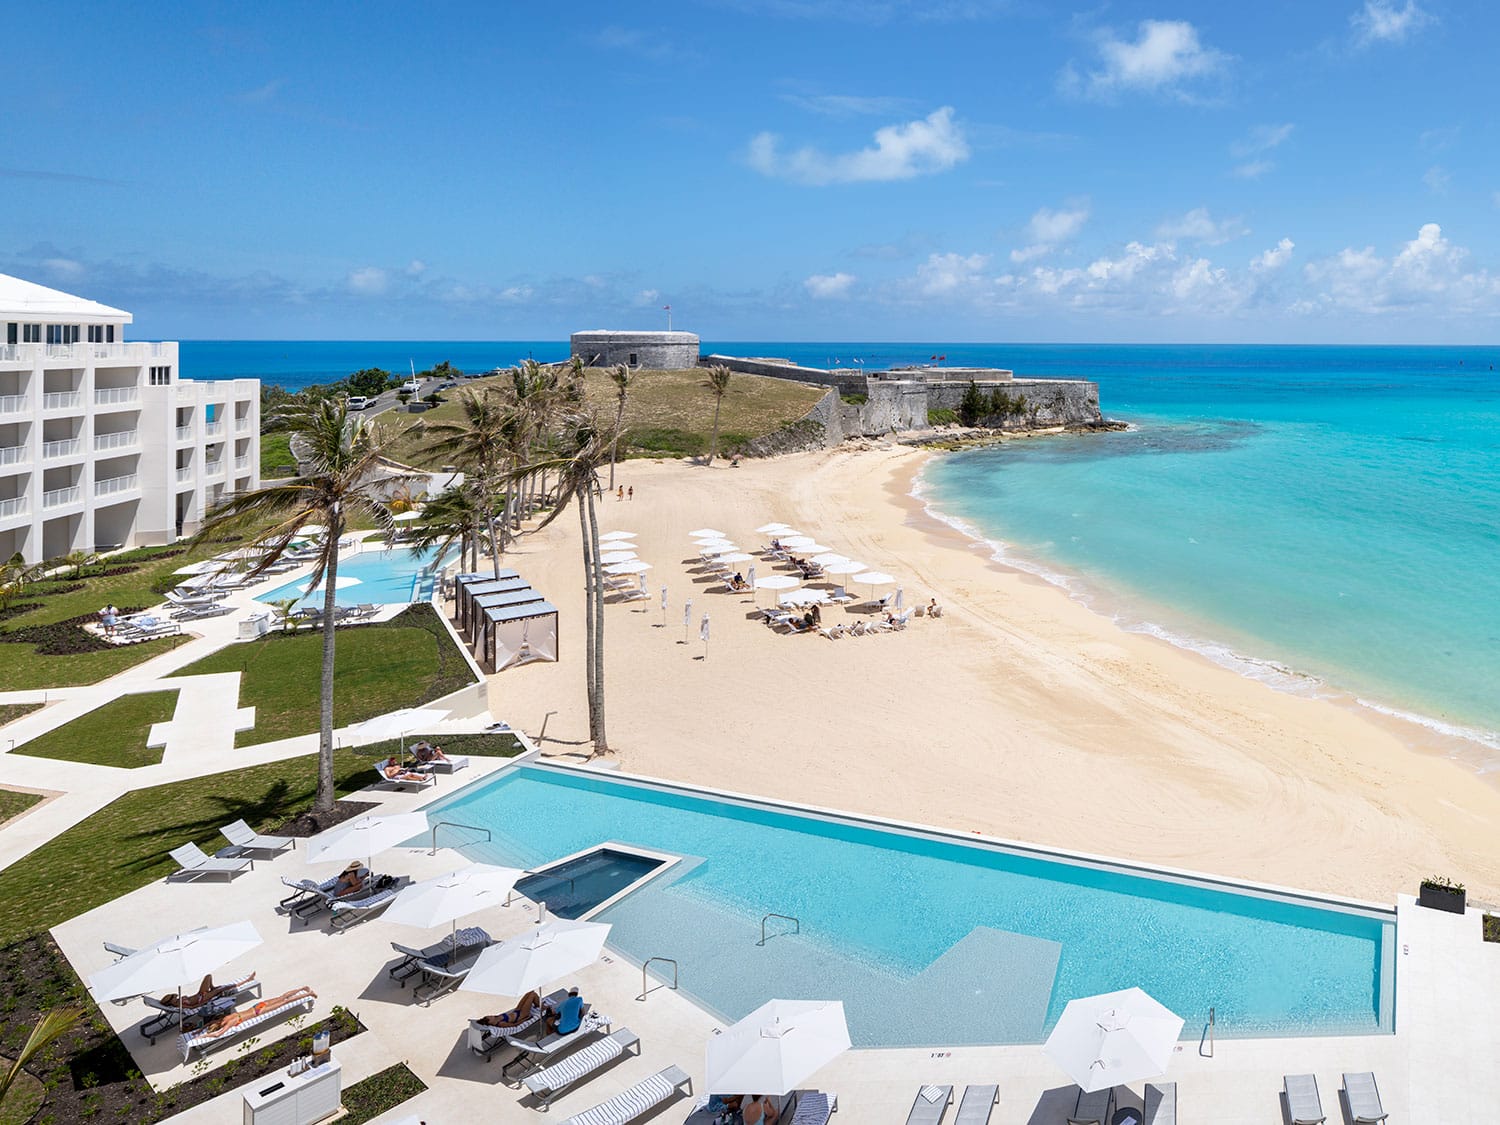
758 912 800 946
428 821 491 855
638 956 678 1001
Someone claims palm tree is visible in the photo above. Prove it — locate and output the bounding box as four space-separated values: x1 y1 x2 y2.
196 400 395 812
414 389 513 578
0 553 41 611
0 1008 81 1109
607 364 632 490
57 550 97 579
407 483 486 574
704 364 732 465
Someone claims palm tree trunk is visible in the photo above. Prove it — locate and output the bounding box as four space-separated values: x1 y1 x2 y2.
609 401 625 490
577 489 597 745
585 479 608 753
316 523 340 812
708 396 724 465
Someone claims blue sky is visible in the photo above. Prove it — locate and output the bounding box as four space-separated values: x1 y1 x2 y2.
4 1 1497 342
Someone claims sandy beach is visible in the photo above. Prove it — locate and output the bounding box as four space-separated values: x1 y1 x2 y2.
486 443 1500 906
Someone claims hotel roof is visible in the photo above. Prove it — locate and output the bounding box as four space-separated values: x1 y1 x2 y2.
0 272 132 322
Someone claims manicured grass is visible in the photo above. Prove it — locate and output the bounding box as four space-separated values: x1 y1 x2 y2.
0 787 42 826
0 544 220 690
383 367 825 468
339 1063 427 1124
0 702 42 729
169 604 475 746
260 429 295 477
13 690 179 769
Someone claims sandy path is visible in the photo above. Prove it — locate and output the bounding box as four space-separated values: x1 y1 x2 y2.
485 444 1500 905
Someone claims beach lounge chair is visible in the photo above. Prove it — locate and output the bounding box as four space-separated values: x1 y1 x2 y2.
409 934 492 1001
170 601 232 621
168 842 252 881
827 585 853 603
467 987 569 1061
1284 1074 1325 1125
328 875 410 930
520 1025 637 1105
1069 1086 1114 1125
219 819 294 857
278 871 362 917
1144 1082 1176 1125
414 751 470 775
789 1092 837 1125
954 1085 997 1125
907 1085 952 1124
817 625 843 640
1342 1072 1387 1124
165 588 226 608
139 974 260 1043
177 988 316 1061
557 1064 692 1125
389 926 492 986
118 617 182 642
373 762 436 791
505 1005 610 1074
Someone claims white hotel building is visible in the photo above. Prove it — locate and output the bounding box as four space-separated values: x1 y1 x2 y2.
0 273 260 564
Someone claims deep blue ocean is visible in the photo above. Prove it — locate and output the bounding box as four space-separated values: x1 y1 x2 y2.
184 340 1500 755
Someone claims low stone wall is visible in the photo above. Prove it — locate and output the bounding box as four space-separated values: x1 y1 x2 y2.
926 378 1101 427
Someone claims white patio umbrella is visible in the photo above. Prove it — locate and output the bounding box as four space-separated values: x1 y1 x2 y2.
811 553 851 567
714 552 754 565
355 707 448 758
780 589 829 606
381 863 525 942
460 919 612 997
705 999 851 1097
895 587 905 611
755 523 794 534
599 550 638 564
597 531 636 542
305 811 431 868
603 560 652 574
753 573 799 606
296 575 362 594
689 527 726 538
1043 987 1184 1094
699 544 742 557
88 921 262 1004
300 523 328 536
822 559 867 576
850 570 896 588
778 535 818 549
791 543 833 556
696 538 736 550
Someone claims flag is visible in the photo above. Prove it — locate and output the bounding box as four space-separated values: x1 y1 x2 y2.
663 304 671 311
930 354 937 361
938 354 947 362
700 613 710 642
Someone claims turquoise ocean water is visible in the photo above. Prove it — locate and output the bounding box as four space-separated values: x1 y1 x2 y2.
185 341 1500 759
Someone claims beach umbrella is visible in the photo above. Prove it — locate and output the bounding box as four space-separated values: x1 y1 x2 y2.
791 543 832 556
382 863 524 942
1044 987 1184 1094
779 536 818 549
89 921 262 1004
700 544 742 557
604 560 652 574
706 999 851 1097
756 523 794 534
811 553 851 567
355 707 448 758
754 574 799 593
696 538 736 550
689 527 726 538
598 531 636 542
822 559 867 576
747 565 757 590
599 550 638 564
895 587 905 611
460 919 612 997
305 812 430 868
850 571 896 588
300 524 327 536
638 575 649 598
780 589 829 607
296 575 361 594
714 552 754 565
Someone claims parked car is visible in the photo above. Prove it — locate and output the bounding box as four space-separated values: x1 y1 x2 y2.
400 380 421 394
346 395 373 410
437 379 458 390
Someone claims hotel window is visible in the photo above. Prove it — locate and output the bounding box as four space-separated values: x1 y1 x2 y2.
5 324 14 345
107 325 115 342
87 325 112 343
45 324 80 345
22 324 41 343
149 366 172 386
629 353 639 366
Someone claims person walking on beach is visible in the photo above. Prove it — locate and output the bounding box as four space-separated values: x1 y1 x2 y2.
628 485 634 500
617 485 624 501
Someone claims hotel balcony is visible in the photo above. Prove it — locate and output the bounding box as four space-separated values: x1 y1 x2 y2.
42 391 82 411
203 420 225 438
234 454 250 471
0 342 172 364
0 445 29 467
175 466 195 483
94 474 139 498
94 387 139 407
42 485 81 509
0 497 27 520
235 418 252 433
0 394 28 416
42 438 82 461
94 430 139 452
175 424 194 442
204 458 226 477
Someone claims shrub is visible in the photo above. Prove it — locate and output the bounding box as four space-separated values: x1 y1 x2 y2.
626 427 706 456
927 408 958 426
958 381 987 426
840 392 868 405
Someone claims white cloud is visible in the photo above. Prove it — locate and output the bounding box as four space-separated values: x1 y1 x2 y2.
1156 207 1249 245
41 257 86 280
1252 238 1295 272
406 259 427 276
1230 123 1294 178
915 252 989 296
499 285 533 302
347 266 388 295
634 288 660 305
780 92 909 117
1063 20 1229 101
1419 125 1460 152
1300 223 1499 315
805 272 857 298
1010 204 1089 263
1352 1 1432 46
748 106 969 185
1423 165 1451 194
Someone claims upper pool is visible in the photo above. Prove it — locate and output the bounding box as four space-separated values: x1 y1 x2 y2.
255 545 448 608
428 765 1394 1048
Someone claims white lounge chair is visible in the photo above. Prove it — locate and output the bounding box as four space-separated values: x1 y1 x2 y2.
907 1085 953 1125
466 988 568 1061
1144 1082 1175 1125
328 875 410 930
520 1025 636 1105
103 940 137 961
168 842 252 881
165 588 226 608
139 974 260 1043
177 989 315 1061
954 1085 996 1125
373 762 436 791
170 601 232 621
390 926 491 986
559 1064 692 1125
788 1092 838 1125
1284 1074 1325 1125
219 819 295 856
1342 1072 1386 1124
278 870 363 917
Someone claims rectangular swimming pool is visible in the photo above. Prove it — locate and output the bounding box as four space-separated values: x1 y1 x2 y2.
516 848 667 920
428 764 1394 1047
255 545 448 607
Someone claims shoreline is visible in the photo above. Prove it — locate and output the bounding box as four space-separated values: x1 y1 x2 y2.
903 447 1500 785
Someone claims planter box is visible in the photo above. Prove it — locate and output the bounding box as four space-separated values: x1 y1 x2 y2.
1418 884 1466 914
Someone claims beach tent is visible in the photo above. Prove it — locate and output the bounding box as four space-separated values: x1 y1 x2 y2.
453 571 523 630
483 600 559 671
455 577 532 636
469 589 547 661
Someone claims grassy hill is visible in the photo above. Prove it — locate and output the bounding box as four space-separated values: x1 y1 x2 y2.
382 367 826 468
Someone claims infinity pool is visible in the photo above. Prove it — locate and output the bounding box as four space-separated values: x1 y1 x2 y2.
429 765 1395 1047
256 545 448 607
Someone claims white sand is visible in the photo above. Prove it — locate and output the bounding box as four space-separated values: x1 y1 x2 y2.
485 444 1500 905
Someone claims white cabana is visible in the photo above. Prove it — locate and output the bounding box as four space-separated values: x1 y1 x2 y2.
484 600 559 671
705 999 851 1097
465 588 544 651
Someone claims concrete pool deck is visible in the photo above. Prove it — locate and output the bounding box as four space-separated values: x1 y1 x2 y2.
48 756 1500 1123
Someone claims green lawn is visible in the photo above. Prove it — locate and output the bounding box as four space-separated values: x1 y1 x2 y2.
169 604 475 746
260 430 295 477
13 689 179 769
0 787 42 827
0 544 222 690
0 702 42 729
0 735 522 948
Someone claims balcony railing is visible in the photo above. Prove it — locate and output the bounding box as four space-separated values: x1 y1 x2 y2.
90 341 171 361
42 486 81 508
234 455 250 470
95 474 138 497
0 497 27 518
203 420 225 437
42 438 81 460
42 391 82 410
204 459 225 476
0 445 27 467
94 430 138 452
94 387 139 406
175 424 194 441
235 418 251 432
0 342 168 364
175 466 194 482
0 394 27 415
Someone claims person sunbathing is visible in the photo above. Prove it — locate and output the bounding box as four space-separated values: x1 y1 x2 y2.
928 597 943 618
333 862 367 899
743 1094 781 1124
380 756 428 783
166 972 248 1010
479 989 544 1028
197 987 316 1038
412 742 449 764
